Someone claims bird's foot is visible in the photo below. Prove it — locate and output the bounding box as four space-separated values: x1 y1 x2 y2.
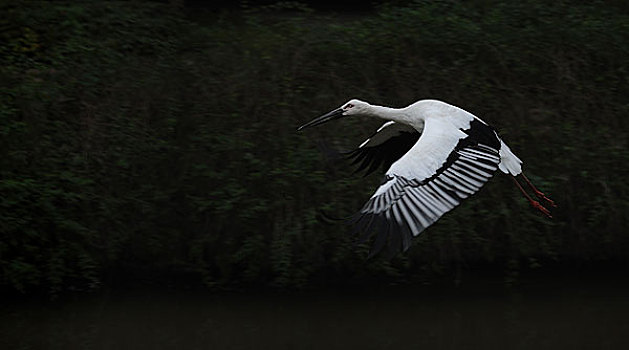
530 200 552 219
533 190 557 208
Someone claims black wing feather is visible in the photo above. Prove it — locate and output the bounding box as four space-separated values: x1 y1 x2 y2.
355 120 502 258
347 124 421 177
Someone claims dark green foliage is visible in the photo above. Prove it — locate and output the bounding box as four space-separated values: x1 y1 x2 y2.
1 1 628 295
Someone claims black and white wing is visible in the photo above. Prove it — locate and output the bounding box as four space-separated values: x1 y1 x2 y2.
354 118 502 257
346 121 421 176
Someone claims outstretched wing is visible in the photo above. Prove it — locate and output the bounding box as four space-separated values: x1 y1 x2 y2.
354 118 502 258
346 121 421 176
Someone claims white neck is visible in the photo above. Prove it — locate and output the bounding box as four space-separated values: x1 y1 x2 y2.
366 104 412 125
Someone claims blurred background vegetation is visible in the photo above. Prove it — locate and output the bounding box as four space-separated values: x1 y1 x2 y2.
1 0 628 297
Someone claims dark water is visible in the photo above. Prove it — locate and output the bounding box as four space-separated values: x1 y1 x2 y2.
2 279 629 350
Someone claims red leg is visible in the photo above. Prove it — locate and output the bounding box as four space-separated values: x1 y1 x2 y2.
511 176 552 219
521 173 556 207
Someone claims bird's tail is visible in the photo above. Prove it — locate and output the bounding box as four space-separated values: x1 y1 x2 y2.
497 138 522 175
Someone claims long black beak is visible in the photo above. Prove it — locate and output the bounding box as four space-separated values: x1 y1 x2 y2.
297 108 345 131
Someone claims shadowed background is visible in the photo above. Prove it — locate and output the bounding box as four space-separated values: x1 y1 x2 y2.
2 1 629 348
1 0 628 296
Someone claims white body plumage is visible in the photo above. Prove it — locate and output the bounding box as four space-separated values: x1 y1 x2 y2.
298 98 552 257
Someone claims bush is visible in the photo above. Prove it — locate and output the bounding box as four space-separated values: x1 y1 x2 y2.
1 0 628 295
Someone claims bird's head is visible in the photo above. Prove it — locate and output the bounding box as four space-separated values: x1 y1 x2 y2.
297 99 370 131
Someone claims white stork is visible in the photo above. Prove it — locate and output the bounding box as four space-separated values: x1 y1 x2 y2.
298 99 555 257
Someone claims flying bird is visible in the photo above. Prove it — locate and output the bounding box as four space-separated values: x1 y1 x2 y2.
298 99 555 257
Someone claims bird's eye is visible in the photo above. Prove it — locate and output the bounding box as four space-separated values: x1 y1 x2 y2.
345 103 354 109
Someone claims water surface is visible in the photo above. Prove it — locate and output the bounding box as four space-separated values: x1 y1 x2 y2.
2 279 628 349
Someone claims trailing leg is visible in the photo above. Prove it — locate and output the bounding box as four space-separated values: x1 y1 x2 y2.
521 173 556 207
511 176 552 218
